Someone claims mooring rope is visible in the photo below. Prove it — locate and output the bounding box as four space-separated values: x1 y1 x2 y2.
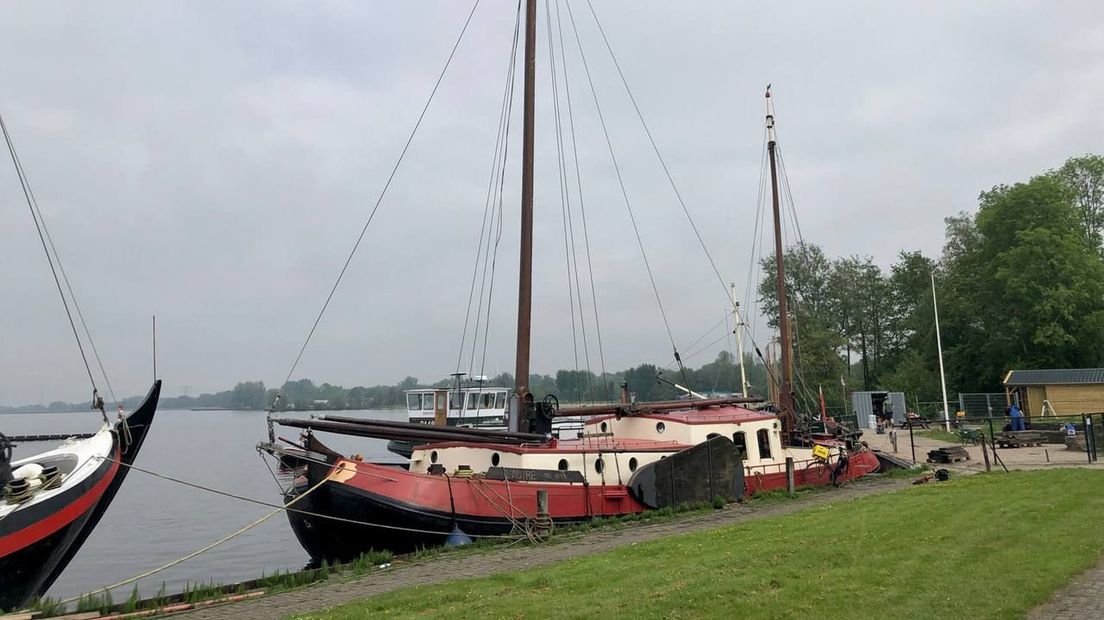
60 474 330 606
95 455 521 539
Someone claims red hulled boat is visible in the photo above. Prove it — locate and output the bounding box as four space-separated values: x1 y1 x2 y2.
260 3 877 562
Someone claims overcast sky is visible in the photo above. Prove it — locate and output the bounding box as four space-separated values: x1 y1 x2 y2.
2 1 1102 406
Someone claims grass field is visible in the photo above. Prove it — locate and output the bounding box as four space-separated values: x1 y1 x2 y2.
293 469 1104 620
916 427 964 443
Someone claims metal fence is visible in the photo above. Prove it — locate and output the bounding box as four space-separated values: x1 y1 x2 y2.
957 392 1008 418
897 412 1101 470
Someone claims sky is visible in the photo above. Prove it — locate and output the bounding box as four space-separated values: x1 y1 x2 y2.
1 1 1102 406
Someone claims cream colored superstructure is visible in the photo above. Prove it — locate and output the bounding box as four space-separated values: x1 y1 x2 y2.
408 411 845 487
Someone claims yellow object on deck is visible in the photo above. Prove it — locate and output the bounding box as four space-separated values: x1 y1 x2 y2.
812 444 830 460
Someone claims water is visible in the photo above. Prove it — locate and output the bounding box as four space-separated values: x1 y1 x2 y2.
1 408 406 601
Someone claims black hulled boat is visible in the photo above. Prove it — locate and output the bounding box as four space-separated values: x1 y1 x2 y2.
0 109 164 611
0 380 160 611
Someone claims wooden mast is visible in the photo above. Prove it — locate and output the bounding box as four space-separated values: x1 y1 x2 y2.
766 86 797 434
514 0 537 413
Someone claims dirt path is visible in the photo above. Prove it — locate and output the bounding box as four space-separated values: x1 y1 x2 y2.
1028 560 1104 620
179 478 907 619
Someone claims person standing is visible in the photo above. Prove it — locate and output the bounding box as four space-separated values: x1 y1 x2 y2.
1010 402 1025 432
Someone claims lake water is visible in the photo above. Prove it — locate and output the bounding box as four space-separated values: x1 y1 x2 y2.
1 408 406 601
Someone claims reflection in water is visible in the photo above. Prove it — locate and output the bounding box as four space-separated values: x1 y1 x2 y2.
1 408 404 600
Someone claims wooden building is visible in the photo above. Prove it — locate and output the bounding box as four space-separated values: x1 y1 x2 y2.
1002 368 1104 416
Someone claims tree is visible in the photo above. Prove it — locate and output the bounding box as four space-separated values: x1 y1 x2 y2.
758 242 848 410
230 381 267 409
1056 154 1104 249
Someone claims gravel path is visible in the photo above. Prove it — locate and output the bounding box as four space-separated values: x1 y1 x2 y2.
179 478 907 619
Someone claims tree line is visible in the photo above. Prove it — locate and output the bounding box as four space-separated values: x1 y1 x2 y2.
0 350 769 413
9 155 1098 416
756 154 1104 416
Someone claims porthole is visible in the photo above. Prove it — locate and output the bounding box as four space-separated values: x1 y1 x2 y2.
600 421 608 433
656 422 666 434
430 451 438 463
594 458 604 474
491 453 500 466
558 459 569 471
629 457 638 472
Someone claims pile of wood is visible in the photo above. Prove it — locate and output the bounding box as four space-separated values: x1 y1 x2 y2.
927 446 970 464
994 431 1045 449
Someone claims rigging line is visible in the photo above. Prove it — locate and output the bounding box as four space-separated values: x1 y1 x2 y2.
549 0 596 396
0 111 99 397
478 58 518 382
468 2 523 377
546 0 580 372
457 4 521 376
278 0 481 392
556 0 609 401
99 454 519 539
662 310 733 370
677 332 731 365
477 5 521 382
583 0 730 304
744 130 769 340
4 121 119 405
564 0 680 360
3 124 118 404
550 1 596 399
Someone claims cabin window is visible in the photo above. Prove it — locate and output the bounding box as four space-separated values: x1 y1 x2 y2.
482 392 495 409
656 422 666 434
629 457 638 472
430 451 438 463
423 395 435 411
594 457 604 474
495 392 506 409
450 393 462 410
600 421 608 433
733 432 747 458
467 392 478 410
491 453 500 466
558 459 569 471
407 394 421 411
757 428 772 459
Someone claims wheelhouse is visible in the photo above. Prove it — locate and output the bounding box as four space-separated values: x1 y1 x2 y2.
404 386 510 425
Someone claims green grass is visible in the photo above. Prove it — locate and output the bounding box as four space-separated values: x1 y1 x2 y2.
916 428 965 443
291 469 1104 620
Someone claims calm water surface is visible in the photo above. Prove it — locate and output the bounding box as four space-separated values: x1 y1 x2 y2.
2 408 405 601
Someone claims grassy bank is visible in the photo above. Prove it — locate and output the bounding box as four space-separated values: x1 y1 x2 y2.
294 469 1104 619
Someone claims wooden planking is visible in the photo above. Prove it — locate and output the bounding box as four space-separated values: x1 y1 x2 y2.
1044 385 1104 415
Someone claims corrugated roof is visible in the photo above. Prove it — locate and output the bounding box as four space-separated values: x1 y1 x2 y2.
1003 368 1104 386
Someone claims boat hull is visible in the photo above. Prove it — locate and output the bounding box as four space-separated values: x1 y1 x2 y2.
0 380 160 611
0 445 119 611
281 439 880 562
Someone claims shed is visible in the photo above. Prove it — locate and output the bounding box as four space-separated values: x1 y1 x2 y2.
851 391 906 429
1003 368 1104 417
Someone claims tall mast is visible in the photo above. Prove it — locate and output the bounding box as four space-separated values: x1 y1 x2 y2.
514 0 537 406
932 272 951 432
731 282 748 398
766 86 796 433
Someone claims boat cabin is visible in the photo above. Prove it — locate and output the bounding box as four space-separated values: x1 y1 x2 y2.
406 405 838 487
405 386 510 426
